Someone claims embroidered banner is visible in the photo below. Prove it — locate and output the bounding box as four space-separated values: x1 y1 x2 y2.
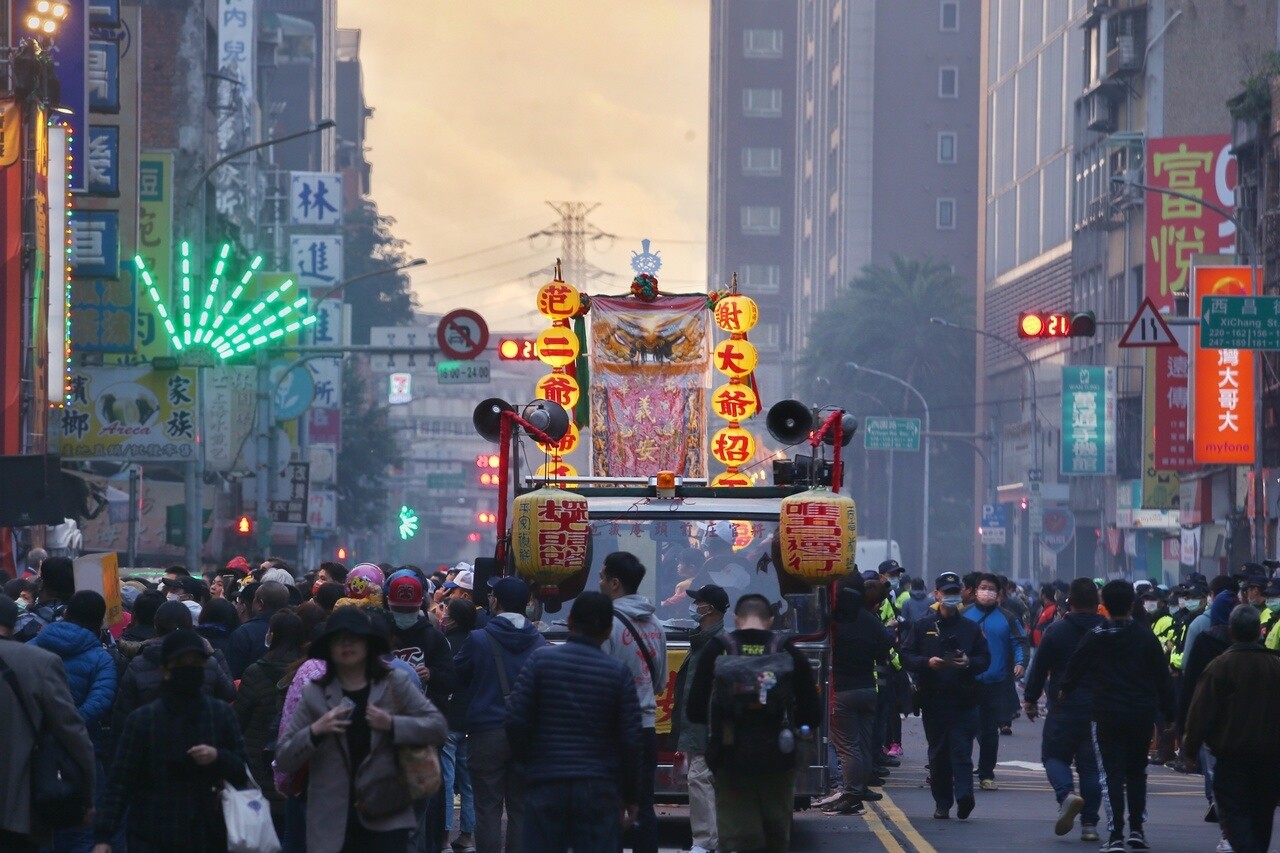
588 295 709 477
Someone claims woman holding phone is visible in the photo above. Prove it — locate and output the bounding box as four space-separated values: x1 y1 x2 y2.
277 605 448 853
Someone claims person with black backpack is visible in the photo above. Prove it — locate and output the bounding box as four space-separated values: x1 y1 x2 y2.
686 593 821 853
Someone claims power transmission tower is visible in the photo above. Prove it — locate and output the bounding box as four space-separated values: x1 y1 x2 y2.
528 201 616 286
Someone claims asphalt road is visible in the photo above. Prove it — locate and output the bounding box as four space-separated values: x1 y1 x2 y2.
655 714 1249 852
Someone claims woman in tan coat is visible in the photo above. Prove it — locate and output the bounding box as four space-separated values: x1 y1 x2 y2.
277 606 447 853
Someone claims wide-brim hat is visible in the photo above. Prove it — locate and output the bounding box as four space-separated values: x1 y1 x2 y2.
309 605 391 660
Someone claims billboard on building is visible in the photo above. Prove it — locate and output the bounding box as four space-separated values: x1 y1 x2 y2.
1145 136 1236 312
1061 366 1116 476
1192 265 1257 464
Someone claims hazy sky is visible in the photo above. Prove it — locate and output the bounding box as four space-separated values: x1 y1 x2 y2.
335 2 711 333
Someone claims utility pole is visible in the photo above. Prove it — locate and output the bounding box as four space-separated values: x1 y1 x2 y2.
529 201 616 286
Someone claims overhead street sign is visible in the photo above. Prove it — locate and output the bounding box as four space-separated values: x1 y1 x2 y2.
437 308 489 360
1199 295 1280 350
863 417 921 451
1119 297 1178 348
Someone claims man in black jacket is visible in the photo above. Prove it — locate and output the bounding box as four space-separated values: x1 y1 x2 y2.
822 574 892 816
901 571 991 822
224 580 289 679
1059 581 1175 853
1022 577 1103 842
506 591 642 852
687 594 821 853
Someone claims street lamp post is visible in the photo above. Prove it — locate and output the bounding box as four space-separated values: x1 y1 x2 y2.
930 317 1041 579
1113 174 1266 562
180 120 336 571
846 362 931 578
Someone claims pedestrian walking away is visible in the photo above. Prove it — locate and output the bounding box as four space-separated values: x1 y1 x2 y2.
1181 604 1280 853
901 571 990 822
1021 577 1104 842
1059 580 1175 853
506 591 643 853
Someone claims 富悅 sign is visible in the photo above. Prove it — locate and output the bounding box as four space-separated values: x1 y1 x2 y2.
862 417 921 451
1061 366 1116 476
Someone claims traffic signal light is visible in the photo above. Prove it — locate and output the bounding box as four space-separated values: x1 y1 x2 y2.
467 532 482 543
498 337 538 361
1017 311 1096 339
336 546 348 561
476 511 496 524
234 515 253 536
477 453 502 486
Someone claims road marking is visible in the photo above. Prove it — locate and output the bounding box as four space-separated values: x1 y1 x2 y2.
996 760 1045 771
875 792 938 853
863 805 907 853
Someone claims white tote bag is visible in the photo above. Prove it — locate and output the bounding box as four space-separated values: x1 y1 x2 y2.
221 767 281 853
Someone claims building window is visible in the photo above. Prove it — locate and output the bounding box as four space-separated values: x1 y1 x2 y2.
743 29 783 58
742 88 783 118
741 206 782 236
940 1 959 31
936 198 957 230
740 264 781 293
937 132 957 164
741 147 782 176
938 66 959 98
755 322 781 349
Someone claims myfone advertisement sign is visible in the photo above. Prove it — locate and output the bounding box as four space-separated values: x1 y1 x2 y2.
1061 366 1115 476
1192 266 1256 464
1145 136 1236 312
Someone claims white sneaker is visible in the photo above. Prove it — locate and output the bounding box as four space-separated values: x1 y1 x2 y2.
1215 838 1233 853
688 847 713 853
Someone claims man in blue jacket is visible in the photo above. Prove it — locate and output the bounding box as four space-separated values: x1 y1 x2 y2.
963 572 1026 791
455 576 547 853
1022 577 1103 842
506 591 642 852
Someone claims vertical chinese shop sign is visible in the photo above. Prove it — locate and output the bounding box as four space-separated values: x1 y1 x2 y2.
1145 136 1236 313
1191 266 1257 464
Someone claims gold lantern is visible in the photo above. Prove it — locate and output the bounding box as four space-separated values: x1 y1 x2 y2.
777 487 857 585
536 326 580 368
536 281 582 321
511 486 591 596
713 294 759 334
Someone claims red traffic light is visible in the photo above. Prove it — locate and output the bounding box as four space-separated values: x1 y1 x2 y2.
475 454 501 468
337 546 348 560
1017 311 1096 339
498 337 538 361
467 532 482 543
235 515 253 535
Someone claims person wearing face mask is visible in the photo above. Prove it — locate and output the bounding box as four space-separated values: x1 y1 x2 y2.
901 571 991 821
1169 582 1208 673
385 570 456 711
1262 579 1280 650
672 584 728 853
92 629 250 853
963 572 1027 791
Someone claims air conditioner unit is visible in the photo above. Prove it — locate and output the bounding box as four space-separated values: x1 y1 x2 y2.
1086 92 1116 134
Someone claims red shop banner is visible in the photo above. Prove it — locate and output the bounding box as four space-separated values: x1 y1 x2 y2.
1145 135 1236 312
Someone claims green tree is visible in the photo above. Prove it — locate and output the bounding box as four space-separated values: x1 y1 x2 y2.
798 254 977 574
342 200 418 344
338 357 404 532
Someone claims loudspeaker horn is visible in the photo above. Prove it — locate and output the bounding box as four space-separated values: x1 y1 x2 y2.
765 400 814 445
818 406 858 446
520 400 571 443
473 398 515 443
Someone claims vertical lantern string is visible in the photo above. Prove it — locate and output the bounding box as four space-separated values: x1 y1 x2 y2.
710 278 760 486
533 261 583 481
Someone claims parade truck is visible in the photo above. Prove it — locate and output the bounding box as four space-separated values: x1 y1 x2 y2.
469 262 861 806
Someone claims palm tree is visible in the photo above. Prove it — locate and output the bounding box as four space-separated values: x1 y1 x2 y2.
797 254 977 576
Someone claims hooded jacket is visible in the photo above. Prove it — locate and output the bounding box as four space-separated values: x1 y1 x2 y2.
602 593 668 729
30 620 117 731
113 635 236 735
389 615 457 709
963 601 1027 685
900 589 934 627
1022 611 1103 715
454 614 547 733
1058 618 1174 721
1178 623 1232 732
831 587 892 692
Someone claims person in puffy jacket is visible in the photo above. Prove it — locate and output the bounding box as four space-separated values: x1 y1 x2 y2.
31 590 117 737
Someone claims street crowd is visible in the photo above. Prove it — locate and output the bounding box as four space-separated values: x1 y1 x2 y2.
1 543 1278 853
826 559 1280 853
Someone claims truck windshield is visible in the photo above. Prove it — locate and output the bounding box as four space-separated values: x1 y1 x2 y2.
532 514 828 637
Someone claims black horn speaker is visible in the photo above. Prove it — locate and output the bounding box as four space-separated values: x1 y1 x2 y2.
520 400 571 442
473 398 515 443
817 407 858 446
765 400 814 445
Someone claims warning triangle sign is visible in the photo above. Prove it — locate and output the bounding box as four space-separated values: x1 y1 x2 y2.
1119 297 1178 348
